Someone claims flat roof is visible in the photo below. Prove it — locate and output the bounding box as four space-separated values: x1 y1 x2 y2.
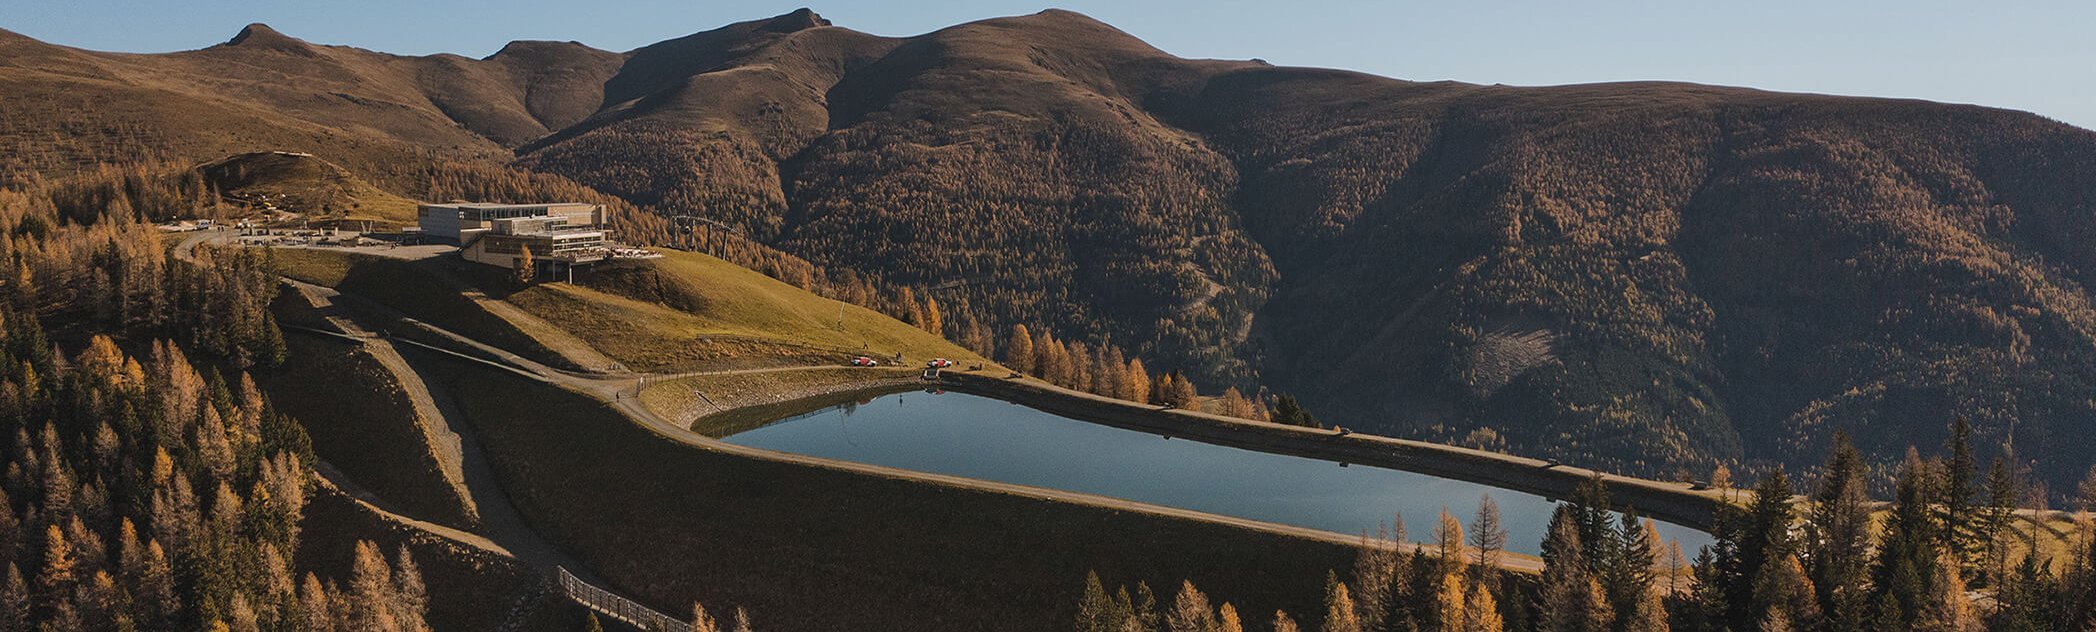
422 202 596 210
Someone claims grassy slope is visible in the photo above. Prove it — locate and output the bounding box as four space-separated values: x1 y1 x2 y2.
200 151 421 225
255 327 476 530
269 248 578 370
503 249 991 372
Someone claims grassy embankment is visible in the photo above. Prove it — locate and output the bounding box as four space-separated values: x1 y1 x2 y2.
636 367 925 436
270 248 579 371
415 353 1357 632
496 249 990 373
257 290 478 530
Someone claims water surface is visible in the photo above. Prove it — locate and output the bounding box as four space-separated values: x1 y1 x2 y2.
722 391 1713 556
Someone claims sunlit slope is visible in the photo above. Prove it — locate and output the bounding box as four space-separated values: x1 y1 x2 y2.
504 249 990 372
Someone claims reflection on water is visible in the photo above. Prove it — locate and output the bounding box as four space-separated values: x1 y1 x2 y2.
723 391 1714 556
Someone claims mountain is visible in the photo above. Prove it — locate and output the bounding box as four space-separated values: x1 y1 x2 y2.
4 10 2096 489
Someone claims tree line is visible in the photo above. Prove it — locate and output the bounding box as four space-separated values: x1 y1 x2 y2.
1075 423 2096 631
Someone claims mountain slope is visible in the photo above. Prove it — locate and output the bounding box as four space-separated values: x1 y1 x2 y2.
5 11 2096 489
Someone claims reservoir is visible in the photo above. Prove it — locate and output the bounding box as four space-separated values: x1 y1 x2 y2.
720 390 1714 556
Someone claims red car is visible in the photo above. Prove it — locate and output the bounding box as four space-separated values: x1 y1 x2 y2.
851 356 879 367
926 358 954 368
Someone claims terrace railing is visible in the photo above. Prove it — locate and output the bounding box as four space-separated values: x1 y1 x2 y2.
556 567 691 632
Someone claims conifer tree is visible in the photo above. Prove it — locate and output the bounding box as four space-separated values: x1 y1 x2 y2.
1806 432 1872 631
1919 553 1978 632
1274 611 1301 632
692 600 720 632
1433 570 1466 632
923 296 943 337
36 525 74 615
731 607 753 632
1079 571 1117 632
1871 450 1943 629
1624 581 1668 632
348 541 397 632
1006 324 1034 375
1124 360 1151 405
1942 416 1979 572
1167 581 1218 632
392 546 429 632
1980 455 2021 584
0 564 24 632
1609 514 1656 628
1538 506 1589 632
1434 509 1466 583
1351 517 1406 632
1321 573 1361 632
1471 496 1507 588
1135 582 1162 632
1462 580 1502 632
1218 603 1244 632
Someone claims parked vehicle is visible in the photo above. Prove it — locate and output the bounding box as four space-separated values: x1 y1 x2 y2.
926 358 954 368
851 356 879 367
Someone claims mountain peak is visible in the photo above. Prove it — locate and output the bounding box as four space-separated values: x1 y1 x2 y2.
760 8 830 33
226 23 310 51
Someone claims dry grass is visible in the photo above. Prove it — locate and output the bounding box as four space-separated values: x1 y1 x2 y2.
637 367 922 434
500 250 991 373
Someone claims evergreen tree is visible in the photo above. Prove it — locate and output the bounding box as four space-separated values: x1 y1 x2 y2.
1433 569 1466 632
392 546 429 632
1167 581 1219 632
1461 580 1502 632
1135 582 1162 632
1274 611 1302 632
1537 506 1591 632
1321 573 1362 632
1941 416 1979 573
1805 432 1872 632
1123 360 1152 405
1352 517 1407 632
1917 553 1978 632
1006 324 1034 375
1980 455 2021 584
1270 394 1320 428
1218 603 1244 632
1609 514 1656 629
1870 451 1943 629
0 564 24 632
1569 477 1620 583
1079 571 1117 632
730 607 752 632
348 541 398 632
692 599 720 632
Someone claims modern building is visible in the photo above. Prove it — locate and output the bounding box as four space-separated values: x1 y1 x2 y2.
416 202 604 244
416 202 641 272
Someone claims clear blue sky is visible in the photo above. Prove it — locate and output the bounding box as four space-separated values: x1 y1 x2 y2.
10 0 2094 130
